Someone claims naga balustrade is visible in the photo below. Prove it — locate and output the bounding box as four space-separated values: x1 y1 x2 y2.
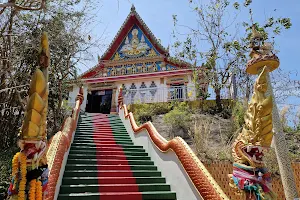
117 87 230 200
46 87 84 200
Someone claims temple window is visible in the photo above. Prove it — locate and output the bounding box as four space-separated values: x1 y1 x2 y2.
129 83 137 103
132 65 137 74
122 84 127 96
142 63 148 73
149 81 157 97
127 66 131 74
140 82 147 89
139 82 147 102
121 66 126 75
153 63 158 72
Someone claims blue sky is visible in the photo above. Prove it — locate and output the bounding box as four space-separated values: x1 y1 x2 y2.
81 0 299 112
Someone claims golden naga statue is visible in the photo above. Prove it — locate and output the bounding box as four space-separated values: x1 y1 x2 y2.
229 67 276 200
8 32 50 200
228 25 279 200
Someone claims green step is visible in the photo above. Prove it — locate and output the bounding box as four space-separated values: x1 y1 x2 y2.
63 170 161 177
69 149 146 154
60 183 171 193
64 164 157 171
67 154 151 160
62 177 167 185
75 130 128 134
69 148 146 153
66 159 154 165
58 191 176 200
72 141 134 145
74 135 131 139
70 145 143 149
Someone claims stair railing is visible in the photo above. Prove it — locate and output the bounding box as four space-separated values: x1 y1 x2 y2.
46 87 84 200
118 87 229 200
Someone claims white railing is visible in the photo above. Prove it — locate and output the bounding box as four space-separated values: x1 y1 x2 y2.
123 86 195 104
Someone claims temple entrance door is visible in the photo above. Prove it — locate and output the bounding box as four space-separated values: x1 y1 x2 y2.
85 89 112 114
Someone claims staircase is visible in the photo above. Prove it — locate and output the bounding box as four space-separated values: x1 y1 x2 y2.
58 113 177 200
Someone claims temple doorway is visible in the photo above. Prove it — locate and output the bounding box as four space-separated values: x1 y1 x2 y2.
86 89 112 114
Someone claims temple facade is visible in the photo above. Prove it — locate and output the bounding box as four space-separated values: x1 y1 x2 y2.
68 6 207 114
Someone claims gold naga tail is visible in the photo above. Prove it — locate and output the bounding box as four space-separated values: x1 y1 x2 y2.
8 32 50 200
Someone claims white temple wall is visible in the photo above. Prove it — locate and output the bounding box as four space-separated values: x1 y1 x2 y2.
116 78 164 104
67 84 88 111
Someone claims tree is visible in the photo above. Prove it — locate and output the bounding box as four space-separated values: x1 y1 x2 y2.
172 0 293 111
0 0 103 149
0 0 46 10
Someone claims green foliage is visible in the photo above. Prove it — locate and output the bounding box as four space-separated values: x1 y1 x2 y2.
0 0 101 195
232 101 246 130
0 147 18 199
163 102 192 134
132 103 171 124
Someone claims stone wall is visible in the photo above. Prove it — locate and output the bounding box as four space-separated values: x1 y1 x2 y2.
203 161 300 200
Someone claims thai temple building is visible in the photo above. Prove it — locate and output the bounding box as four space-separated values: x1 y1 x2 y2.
68 5 207 114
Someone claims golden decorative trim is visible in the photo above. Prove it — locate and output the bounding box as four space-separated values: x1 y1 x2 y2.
104 55 164 66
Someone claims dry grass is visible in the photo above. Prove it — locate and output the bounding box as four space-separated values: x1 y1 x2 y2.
188 115 234 161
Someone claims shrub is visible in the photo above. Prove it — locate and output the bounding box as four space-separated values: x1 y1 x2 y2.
232 101 246 131
163 102 192 138
0 147 18 199
132 103 171 124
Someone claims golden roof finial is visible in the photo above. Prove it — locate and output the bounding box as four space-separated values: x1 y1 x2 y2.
246 24 279 75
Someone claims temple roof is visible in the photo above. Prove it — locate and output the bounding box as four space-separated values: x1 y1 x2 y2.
79 5 193 79
101 5 169 60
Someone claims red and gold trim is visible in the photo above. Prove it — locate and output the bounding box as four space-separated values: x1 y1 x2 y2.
46 87 84 200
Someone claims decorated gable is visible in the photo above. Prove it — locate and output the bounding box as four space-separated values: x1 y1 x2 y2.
80 6 191 79
112 25 159 60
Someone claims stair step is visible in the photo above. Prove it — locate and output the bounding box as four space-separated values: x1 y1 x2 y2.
69 149 146 154
63 170 161 177
69 148 146 153
74 136 131 140
65 164 157 171
72 141 134 145
70 144 143 149
58 191 176 200
76 130 128 134
79 118 121 122
75 137 132 142
67 159 154 165
60 183 171 193
75 133 129 137
73 138 132 142
72 142 134 146
62 176 167 185
68 154 151 160
77 127 126 130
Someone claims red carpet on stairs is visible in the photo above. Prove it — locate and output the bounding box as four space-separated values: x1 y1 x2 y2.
92 114 142 200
